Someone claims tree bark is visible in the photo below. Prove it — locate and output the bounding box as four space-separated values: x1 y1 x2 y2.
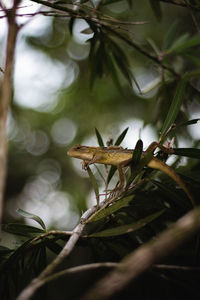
0 1 20 230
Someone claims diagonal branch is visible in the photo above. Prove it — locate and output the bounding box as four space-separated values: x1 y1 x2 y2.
81 207 200 300
30 0 178 77
158 0 200 11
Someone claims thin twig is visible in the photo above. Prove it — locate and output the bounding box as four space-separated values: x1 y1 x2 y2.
153 264 200 271
158 0 200 11
41 262 118 284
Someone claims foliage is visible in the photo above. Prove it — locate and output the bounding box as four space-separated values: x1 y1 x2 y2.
1 0 200 299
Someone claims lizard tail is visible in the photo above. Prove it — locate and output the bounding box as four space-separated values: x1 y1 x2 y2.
148 158 196 207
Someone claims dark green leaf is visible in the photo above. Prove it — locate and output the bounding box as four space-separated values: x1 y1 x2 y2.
150 179 185 206
2 223 44 237
173 148 200 159
95 128 105 147
184 54 200 67
69 17 75 35
45 240 63 254
16 208 46 230
107 165 117 185
89 209 165 237
131 139 143 172
87 166 100 206
177 118 200 127
149 0 162 21
127 151 153 186
114 127 129 146
160 78 187 139
0 246 13 255
89 195 133 222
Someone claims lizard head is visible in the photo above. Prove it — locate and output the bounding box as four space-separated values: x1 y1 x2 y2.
67 144 94 161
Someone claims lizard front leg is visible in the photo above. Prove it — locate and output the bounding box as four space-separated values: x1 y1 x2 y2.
82 154 103 170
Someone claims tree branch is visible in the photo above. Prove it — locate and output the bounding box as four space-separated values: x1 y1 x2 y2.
0 0 21 231
81 207 200 300
30 0 178 77
158 0 200 11
16 196 112 300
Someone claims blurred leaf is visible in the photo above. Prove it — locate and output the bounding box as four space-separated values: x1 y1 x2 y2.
69 17 75 35
0 246 13 256
131 139 143 172
16 208 46 231
160 78 187 139
150 179 185 206
147 38 160 55
104 52 122 92
167 34 200 54
45 240 63 254
149 0 162 21
81 27 93 34
2 223 44 237
95 128 105 147
114 127 129 146
163 21 179 50
184 54 200 67
89 209 165 237
173 148 200 159
89 195 133 222
87 166 100 207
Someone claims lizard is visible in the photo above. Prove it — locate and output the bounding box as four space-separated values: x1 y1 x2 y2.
67 143 195 207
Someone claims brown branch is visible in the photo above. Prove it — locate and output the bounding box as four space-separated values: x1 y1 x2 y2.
0 0 21 230
81 207 200 300
158 0 200 11
16 197 111 300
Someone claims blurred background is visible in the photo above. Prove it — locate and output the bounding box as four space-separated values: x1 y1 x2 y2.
0 0 200 241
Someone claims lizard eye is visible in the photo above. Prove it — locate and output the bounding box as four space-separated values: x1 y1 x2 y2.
75 144 82 150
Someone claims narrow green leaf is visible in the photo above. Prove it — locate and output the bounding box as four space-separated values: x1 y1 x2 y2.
68 17 75 35
167 33 190 54
127 151 153 186
150 179 185 204
149 0 162 21
87 166 100 207
16 208 46 231
95 128 104 147
89 196 133 222
160 78 187 139
184 54 200 67
163 21 179 50
104 52 122 93
131 139 143 172
173 148 200 159
2 223 44 237
177 118 200 127
107 165 117 185
168 35 200 54
89 209 165 237
147 38 160 55
114 127 129 146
